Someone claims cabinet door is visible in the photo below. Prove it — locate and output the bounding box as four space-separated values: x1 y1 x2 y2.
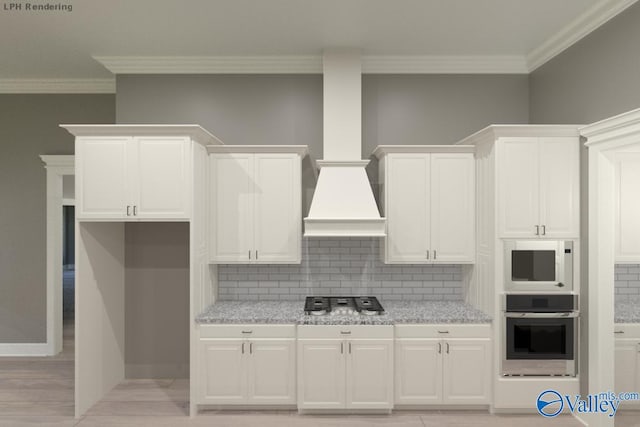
297 339 345 409
76 137 130 220
247 339 296 404
385 154 430 263
498 138 540 238
430 153 475 262
199 339 245 404
539 137 579 238
395 339 442 405
253 154 301 263
134 137 191 219
615 153 640 262
615 340 639 408
346 339 393 409
209 153 254 262
442 339 491 404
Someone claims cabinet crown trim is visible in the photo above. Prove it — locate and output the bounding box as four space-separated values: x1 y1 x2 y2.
455 125 581 146
372 145 475 158
60 124 224 147
207 145 308 157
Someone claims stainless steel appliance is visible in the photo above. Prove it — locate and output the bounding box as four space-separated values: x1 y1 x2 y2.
304 296 385 316
504 240 573 292
502 294 578 377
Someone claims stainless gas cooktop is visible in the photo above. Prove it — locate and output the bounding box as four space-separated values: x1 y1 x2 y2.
304 296 385 316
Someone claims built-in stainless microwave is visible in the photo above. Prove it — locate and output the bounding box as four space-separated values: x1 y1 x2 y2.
504 240 573 292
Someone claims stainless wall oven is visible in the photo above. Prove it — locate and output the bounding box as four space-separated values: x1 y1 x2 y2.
504 240 573 292
502 294 578 377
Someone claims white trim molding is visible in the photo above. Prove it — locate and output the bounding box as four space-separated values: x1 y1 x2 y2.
362 55 528 74
527 0 639 71
94 54 530 75
0 79 115 94
40 155 75 357
0 343 53 357
93 55 323 74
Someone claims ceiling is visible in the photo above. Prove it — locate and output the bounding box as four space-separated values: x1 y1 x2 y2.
0 0 636 92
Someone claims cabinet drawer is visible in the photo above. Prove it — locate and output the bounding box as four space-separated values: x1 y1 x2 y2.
199 324 296 339
614 324 640 338
297 325 394 339
395 324 491 339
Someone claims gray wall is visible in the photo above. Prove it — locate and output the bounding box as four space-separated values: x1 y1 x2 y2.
0 94 114 343
529 1 640 124
363 74 529 156
117 74 529 159
125 222 189 378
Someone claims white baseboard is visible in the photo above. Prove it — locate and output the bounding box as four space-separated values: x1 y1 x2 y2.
0 342 54 356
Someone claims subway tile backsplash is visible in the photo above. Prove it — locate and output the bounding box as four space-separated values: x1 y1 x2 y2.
615 264 640 300
218 238 464 302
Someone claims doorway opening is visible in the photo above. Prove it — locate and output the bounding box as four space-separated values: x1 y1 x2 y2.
63 205 75 321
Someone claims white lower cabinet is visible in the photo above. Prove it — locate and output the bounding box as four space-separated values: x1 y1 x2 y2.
198 325 296 405
395 325 492 405
614 324 640 409
297 326 394 410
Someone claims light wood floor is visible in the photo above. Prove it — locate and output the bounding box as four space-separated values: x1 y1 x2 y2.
0 320 637 426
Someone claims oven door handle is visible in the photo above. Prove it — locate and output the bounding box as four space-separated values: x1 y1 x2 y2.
505 312 579 318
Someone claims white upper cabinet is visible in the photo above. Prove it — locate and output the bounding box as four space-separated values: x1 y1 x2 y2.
65 125 221 221
498 137 579 238
209 146 307 264
615 152 640 263
375 147 475 264
76 136 130 219
134 137 190 219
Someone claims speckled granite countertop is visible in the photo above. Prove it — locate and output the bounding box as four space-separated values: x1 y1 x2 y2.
615 296 640 323
383 301 492 324
195 301 302 324
196 300 491 325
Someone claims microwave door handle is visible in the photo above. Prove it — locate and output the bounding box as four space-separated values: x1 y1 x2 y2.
505 312 579 318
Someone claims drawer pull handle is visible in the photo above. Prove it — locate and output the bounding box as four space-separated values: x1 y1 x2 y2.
614 331 625 334
242 330 253 334
341 331 351 335
437 330 449 334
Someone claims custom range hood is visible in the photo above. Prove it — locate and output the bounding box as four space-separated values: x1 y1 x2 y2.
303 51 386 237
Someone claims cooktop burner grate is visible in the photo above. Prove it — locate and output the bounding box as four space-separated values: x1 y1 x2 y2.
303 296 384 315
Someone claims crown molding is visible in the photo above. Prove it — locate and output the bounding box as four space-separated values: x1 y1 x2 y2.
0 79 115 94
93 55 324 74
527 0 639 71
94 54 530 74
362 55 529 74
